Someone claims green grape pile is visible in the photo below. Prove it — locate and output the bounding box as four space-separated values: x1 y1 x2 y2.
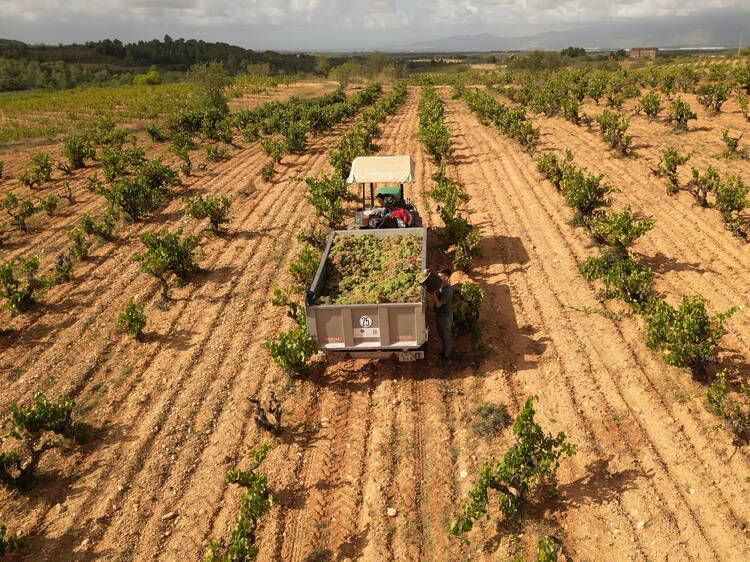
319 234 422 304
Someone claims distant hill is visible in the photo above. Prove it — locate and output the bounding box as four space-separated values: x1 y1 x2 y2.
399 15 740 52
0 37 316 74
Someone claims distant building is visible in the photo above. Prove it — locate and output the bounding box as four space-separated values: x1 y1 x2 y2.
629 47 658 60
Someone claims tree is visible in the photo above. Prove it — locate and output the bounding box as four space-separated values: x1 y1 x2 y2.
449 396 576 536
188 61 232 112
560 46 586 58
132 228 201 299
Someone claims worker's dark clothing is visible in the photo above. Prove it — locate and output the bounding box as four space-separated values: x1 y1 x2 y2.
435 283 454 359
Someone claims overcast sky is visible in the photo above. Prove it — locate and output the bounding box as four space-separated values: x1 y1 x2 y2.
1 0 748 51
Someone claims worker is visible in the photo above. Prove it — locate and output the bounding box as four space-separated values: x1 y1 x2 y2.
432 268 454 361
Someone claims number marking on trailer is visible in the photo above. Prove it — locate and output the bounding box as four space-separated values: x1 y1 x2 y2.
359 315 373 328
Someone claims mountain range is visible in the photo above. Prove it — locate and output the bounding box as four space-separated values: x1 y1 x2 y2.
395 15 744 52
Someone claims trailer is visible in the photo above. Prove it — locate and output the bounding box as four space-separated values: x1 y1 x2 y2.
305 227 428 362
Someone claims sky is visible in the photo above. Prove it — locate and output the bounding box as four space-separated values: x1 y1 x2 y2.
1 0 749 51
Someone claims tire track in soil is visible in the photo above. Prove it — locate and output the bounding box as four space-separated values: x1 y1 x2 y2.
256 97 416 562
6 120 358 560
445 96 747 559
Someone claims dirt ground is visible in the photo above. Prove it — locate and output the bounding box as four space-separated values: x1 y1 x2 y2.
1 85 750 561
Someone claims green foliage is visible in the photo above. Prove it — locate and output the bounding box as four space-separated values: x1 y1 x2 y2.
116 298 146 338
594 110 633 155
582 249 654 307
714 174 749 237
537 536 560 562
36 193 58 216
697 81 733 112
79 209 118 241
9 391 87 443
453 282 485 341
560 168 612 224
303 173 352 229
418 86 452 164
188 61 232 112
688 165 721 207
100 160 177 220
62 134 94 168
706 372 750 443
0 254 42 314
656 146 691 194
67 227 90 260
0 160 3 179
645 296 736 371
449 396 576 536
0 525 28 555
204 443 273 562
590 206 655 256
267 320 317 377
536 150 574 191
288 244 320 291
639 90 663 118
133 228 201 299
719 129 744 158
736 92 750 121
49 252 73 285
453 228 482 272
668 97 697 131
183 194 232 233
19 152 53 187
205 144 230 162
2 191 39 232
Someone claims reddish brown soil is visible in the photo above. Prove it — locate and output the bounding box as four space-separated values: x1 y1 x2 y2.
1 86 750 561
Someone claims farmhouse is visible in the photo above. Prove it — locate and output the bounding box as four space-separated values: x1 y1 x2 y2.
629 47 659 59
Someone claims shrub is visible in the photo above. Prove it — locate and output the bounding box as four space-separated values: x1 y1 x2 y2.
205 144 230 162
303 174 352 229
102 175 171 221
48 253 73 285
1 392 88 489
67 227 90 260
449 396 576 535
590 206 655 257
283 122 308 153
560 168 612 225
204 443 273 561
669 97 697 132
453 282 485 341
736 92 750 121
656 146 691 194
645 296 736 372
0 255 42 314
706 372 750 443
536 150 574 191
183 194 232 233
639 91 663 118
288 244 320 291
79 210 118 241
2 192 39 232
62 135 94 169
719 129 744 159
561 96 582 125
697 82 733 113
714 174 749 237
454 228 482 272
116 298 146 338
595 110 633 155
688 166 721 207
36 193 58 216
56 159 73 175
472 402 510 440
29 152 53 186
267 321 317 377
582 249 654 307
133 228 201 299
99 146 129 182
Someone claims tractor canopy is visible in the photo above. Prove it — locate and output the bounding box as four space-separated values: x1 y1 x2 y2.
346 155 414 184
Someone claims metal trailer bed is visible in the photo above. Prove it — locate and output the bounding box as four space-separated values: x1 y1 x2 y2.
304 227 428 361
